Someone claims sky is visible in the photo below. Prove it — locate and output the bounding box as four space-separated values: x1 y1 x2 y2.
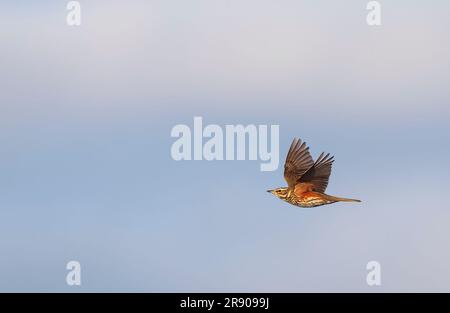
1 0 450 292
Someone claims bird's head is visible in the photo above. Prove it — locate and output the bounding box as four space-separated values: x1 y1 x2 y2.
267 187 289 200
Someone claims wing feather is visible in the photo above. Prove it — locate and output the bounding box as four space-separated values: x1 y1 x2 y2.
283 138 314 189
299 152 334 193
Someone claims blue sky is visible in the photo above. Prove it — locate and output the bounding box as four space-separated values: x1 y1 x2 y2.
1 0 450 291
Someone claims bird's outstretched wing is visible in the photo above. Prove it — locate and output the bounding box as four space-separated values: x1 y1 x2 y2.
299 152 334 193
283 138 314 189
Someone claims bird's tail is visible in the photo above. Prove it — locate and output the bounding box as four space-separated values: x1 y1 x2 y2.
324 194 361 203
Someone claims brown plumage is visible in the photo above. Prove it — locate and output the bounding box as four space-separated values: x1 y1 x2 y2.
268 138 361 208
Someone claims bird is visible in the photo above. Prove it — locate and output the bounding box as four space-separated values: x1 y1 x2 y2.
267 137 361 208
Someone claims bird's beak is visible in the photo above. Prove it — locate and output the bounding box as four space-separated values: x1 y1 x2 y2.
267 190 272 193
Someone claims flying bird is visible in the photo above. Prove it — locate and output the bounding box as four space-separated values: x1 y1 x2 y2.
268 138 361 208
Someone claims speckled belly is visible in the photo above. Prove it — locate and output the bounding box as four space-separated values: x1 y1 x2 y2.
298 199 336 208
288 194 336 208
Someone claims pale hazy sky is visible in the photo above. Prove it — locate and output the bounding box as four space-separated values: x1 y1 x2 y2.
1 0 450 291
